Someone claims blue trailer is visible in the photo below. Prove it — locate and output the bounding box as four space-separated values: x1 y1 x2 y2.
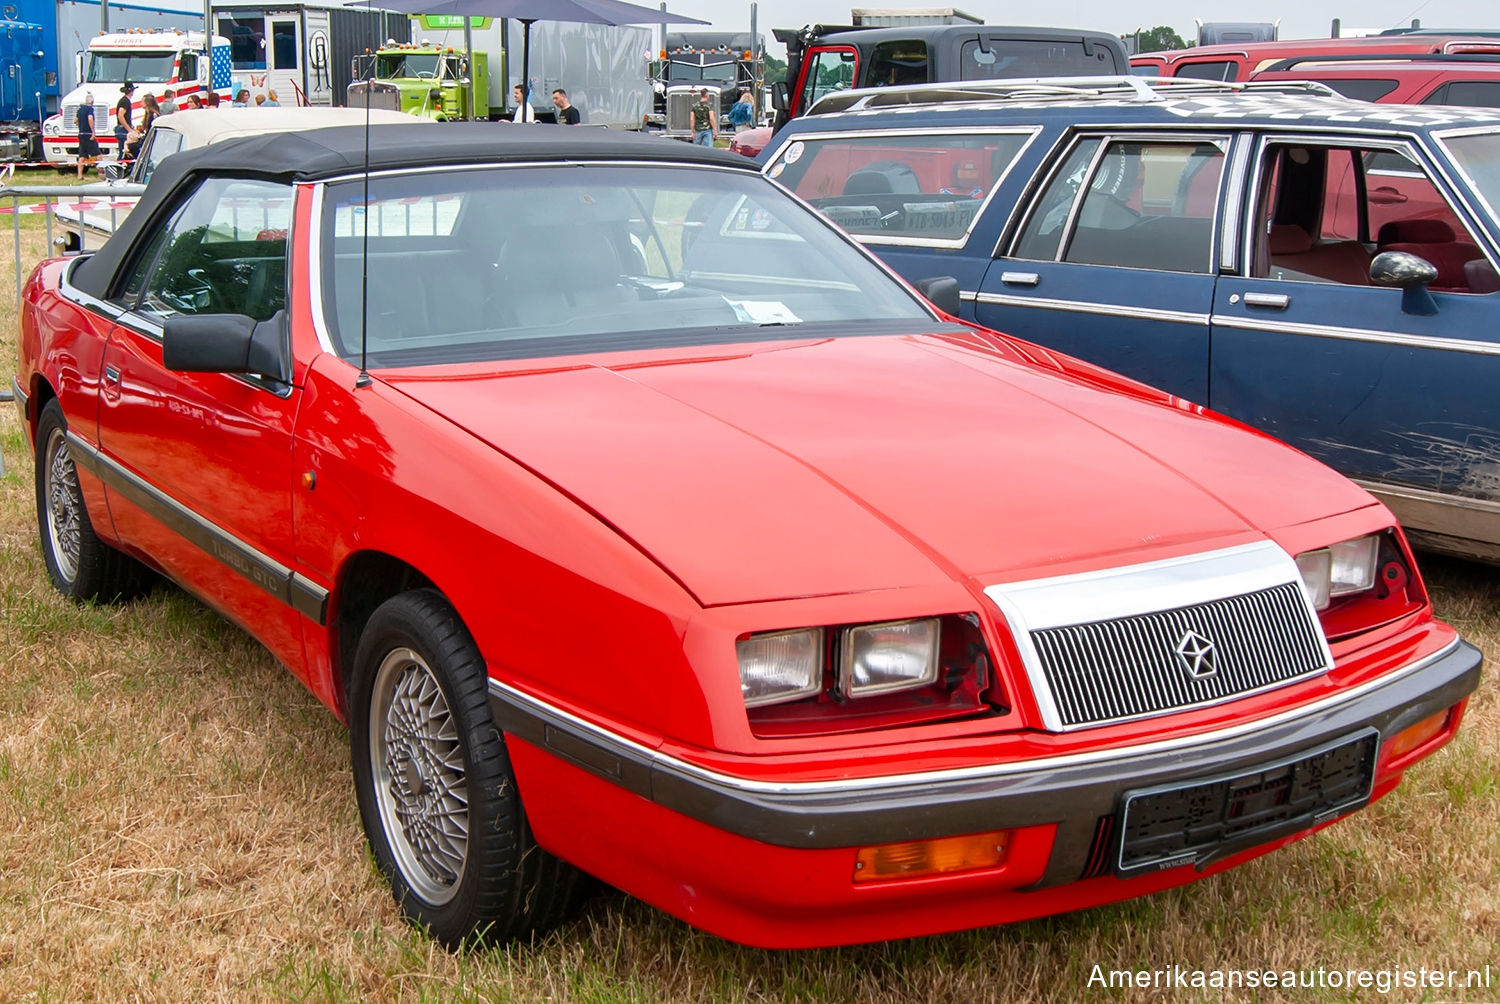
1 14 47 159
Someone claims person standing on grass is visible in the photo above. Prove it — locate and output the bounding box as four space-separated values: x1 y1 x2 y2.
75 93 100 178
551 88 580 125
691 87 717 146
114 81 134 159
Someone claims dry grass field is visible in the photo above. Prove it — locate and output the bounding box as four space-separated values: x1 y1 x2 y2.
0 182 1496 1002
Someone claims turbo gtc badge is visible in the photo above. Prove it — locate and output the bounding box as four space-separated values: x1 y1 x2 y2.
1175 629 1217 679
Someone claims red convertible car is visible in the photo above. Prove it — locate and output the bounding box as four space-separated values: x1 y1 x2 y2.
15 126 1481 949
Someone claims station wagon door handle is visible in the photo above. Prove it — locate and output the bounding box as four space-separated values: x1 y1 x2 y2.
1242 292 1290 310
102 364 122 401
1000 271 1040 287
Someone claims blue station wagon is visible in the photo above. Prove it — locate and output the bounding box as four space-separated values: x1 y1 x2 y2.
762 78 1500 563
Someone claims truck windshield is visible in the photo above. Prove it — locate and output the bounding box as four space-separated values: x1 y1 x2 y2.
377 53 446 78
668 61 737 83
87 52 177 84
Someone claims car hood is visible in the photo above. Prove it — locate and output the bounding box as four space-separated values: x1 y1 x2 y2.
385 331 1375 606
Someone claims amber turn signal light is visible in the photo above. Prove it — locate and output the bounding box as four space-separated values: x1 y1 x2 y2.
853 830 1009 883
1385 709 1450 762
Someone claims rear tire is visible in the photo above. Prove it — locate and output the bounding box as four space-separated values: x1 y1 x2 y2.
34 399 152 602
349 589 587 946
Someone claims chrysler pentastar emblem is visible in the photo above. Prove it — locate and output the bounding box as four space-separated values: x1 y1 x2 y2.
1175 629 1218 679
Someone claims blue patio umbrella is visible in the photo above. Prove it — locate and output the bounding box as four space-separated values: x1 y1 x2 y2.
369 0 709 120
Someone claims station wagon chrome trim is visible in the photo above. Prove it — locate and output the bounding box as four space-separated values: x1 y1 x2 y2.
974 291 1209 325
1213 315 1500 356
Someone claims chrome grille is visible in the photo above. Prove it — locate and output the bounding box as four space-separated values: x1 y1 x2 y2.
1030 582 1328 728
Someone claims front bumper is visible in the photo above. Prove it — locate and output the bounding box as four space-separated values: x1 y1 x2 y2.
490 637 1480 890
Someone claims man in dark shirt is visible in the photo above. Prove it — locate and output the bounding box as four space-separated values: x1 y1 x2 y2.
690 88 717 146
551 88 581 125
114 81 135 159
75 92 100 178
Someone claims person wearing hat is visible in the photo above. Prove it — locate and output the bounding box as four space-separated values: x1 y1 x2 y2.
690 87 717 146
114 81 135 159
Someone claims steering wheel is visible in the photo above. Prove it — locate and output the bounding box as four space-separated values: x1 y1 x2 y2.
416 70 436 79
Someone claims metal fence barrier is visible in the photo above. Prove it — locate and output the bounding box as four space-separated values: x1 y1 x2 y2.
3 179 148 301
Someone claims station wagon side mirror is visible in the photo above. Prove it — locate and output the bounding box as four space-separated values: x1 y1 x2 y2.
914 275 962 316
162 310 290 384
1370 251 1439 316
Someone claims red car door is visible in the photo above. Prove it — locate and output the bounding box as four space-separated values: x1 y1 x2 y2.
95 176 308 672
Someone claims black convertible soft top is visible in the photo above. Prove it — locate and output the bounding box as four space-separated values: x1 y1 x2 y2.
72 123 753 298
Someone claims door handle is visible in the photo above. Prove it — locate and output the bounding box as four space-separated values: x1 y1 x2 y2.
102 364 121 401
1242 292 1290 310
1000 271 1040 287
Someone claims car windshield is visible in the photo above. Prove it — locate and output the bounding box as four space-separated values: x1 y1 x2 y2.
1443 130 1500 221
320 164 933 367
87 51 177 84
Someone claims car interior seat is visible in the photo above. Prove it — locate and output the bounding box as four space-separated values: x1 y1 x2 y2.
1376 219 1482 292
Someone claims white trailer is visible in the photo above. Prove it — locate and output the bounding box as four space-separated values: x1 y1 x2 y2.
850 8 983 27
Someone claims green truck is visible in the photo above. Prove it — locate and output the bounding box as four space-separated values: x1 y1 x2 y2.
348 41 494 121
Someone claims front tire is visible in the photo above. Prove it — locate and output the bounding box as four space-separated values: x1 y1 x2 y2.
349 589 586 946
34 399 151 601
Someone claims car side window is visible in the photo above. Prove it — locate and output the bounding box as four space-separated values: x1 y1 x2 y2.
131 177 293 322
866 40 927 87
1174 60 1236 81
1011 138 1102 261
1012 137 1226 273
1423 80 1500 108
178 51 198 82
1253 143 1490 293
770 131 1033 242
136 129 182 185
800 49 855 111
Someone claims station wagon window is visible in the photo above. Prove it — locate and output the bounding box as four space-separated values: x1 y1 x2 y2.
770 132 1032 242
1013 137 1226 273
116 177 292 322
1254 142 1491 293
800 49 855 111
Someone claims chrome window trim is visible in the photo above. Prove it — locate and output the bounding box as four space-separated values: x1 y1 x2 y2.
973 291 1209 325
1056 135 1111 261
306 182 338 355
65 430 328 623
314 157 764 187
1213 314 1500 356
487 635 1461 797
1219 133 1252 273
761 125 1043 250
983 540 1333 733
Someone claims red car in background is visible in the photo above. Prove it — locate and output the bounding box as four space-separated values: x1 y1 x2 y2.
14 125 1481 950
1132 35 1500 81
1250 53 1500 105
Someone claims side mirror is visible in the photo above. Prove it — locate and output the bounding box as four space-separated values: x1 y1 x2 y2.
914 275 962 317
1370 251 1439 316
102 162 127 181
771 80 787 113
162 310 290 383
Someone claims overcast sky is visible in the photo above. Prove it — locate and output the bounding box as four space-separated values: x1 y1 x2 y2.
667 0 1497 57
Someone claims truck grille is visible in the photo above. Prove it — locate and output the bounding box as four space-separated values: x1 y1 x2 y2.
1031 581 1328 728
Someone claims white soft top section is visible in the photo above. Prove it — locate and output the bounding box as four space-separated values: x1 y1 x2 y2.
157 107 428 148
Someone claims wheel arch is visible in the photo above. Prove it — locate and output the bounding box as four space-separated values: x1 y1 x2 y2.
329 549 437 718
26 374 57 442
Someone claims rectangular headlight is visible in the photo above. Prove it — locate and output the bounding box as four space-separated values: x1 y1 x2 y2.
840 618 940 698
1296 534 1380 610
737 628 823 708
